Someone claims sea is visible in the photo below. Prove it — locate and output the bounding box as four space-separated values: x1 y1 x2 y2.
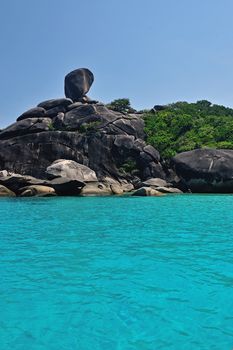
0 195 233 350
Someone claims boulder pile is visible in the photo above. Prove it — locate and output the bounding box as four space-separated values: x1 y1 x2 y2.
0 68 177 196
1 67 231 196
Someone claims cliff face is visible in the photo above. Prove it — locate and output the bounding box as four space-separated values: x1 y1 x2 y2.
0 68 165 183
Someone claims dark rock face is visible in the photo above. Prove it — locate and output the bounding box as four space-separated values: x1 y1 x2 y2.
171 149 233 192
17 107 46 121
0 118 52 140
37 98 73 110
0 106 165 181
0 67 166 189
64 68 94 101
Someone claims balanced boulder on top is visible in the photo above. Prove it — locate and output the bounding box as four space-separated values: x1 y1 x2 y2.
64 68 94 101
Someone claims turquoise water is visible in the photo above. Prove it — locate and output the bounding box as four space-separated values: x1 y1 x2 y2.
0 195 233 350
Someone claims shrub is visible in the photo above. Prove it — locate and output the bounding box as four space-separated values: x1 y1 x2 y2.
106 98 131 113
144 100 233 158
118 159 137 174
79 121 101 133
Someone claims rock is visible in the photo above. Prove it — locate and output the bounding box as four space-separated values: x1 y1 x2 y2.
110 184 124 195
80 182 112 196
112 117 145 139
19 185 56 197
0 170 9 177
37 98 73 110
0 126 164 182
67 102 83 111
48 177 84 195
64 68 94 101
117 179 134 192
0 70 165 184
153 105 166 111
171 149 233 193
77 95 98 104
45 105 67 118
132 187 163 196
143 145 160 162
101 176 133 193
17 107 46 121
0 118 52 140
46 159 98 182
155 186 183 193
141 178 169 188
0 173 48 193
0 184 16 197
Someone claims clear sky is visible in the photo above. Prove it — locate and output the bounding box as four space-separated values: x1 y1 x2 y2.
1 0 233 127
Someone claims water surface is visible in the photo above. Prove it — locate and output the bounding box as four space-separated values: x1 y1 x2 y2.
0 195 233 349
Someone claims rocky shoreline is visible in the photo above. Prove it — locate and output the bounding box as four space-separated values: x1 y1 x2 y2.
0 68 233 197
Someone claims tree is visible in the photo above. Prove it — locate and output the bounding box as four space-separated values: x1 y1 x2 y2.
106 98 131 113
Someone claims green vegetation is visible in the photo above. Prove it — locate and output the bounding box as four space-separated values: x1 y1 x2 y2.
118 159 137 174
79 121 101 133
48 121 55 131
106 98 131 113
144 100 233 158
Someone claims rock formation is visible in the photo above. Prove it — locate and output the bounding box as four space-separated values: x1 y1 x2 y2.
1 67 231 196
0 68 168 196
171 149 233 193
64 68 94 101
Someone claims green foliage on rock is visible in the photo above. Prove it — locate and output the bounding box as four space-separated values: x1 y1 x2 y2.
118 159 137 174
79 121 101 133
144 100 233 158
106 98 131 113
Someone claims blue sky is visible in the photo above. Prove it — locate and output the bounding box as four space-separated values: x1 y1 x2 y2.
1 0 233 127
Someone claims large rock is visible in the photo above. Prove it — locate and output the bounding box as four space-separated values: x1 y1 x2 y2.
0 118 52 140
37 98 73 110
155 186 183 194
171 149 233 192
17 107 46 121
0 127 165 181
80 182 112 196
141 178 169 188
48 177 84 195
0 184 16 197
0 69 165 185
64 68 94 101
0 171 85 196
0 172 48 193
132 187 163 196
46 159 98 182
19 185 56 197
